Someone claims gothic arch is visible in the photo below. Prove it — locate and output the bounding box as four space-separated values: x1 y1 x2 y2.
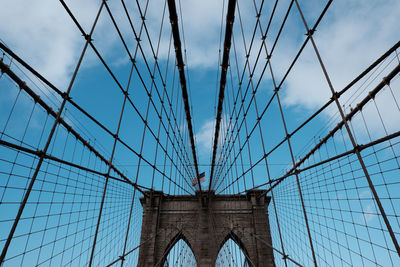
214 231 253 266
160 231 198 266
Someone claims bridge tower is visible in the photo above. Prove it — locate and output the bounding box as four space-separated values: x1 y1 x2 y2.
137 190 275 266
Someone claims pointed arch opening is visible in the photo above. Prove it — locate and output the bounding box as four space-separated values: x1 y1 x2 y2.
161 232 197 267
215 232 254 267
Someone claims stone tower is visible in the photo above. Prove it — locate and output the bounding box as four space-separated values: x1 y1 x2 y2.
138 190 275 266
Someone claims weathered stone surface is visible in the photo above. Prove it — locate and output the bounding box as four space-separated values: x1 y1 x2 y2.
138 190 275 267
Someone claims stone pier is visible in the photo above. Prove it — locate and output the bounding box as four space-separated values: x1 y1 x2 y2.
137 190 275 266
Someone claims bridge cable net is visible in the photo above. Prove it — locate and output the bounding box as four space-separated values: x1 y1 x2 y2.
0 0 198 265
0 0 399 266
207 0 400 266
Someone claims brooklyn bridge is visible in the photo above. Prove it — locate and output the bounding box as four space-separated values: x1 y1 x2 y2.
0 0 399 266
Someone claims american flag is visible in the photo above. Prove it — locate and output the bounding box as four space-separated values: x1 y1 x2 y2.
192 172 206 186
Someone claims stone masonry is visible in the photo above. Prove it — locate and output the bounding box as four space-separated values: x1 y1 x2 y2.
137 190 275 266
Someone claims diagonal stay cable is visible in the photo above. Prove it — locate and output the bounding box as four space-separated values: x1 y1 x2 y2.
209 0 237 192
241 62 400 195
213 0 292 183
60 0 197 187
0 46 191 194
0 3 105 263
212 0 268 184
118 0 197 183
217 39 400 193
122 0 197 181
12 0 196 193
215 1 332 185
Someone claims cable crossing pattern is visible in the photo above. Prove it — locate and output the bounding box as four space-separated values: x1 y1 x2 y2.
0 0 399 266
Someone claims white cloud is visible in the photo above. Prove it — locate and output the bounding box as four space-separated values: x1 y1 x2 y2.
362 202 376 223
282 0 400 102
0 0 101 88
2 0 398 141
195 115 234 164
0 0 236 90
195 118 215 154
138 0 235 69
359 190 377 223
278 0 400 137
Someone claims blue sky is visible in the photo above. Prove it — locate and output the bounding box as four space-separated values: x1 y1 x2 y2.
1 0 399 167
1 0 400 266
